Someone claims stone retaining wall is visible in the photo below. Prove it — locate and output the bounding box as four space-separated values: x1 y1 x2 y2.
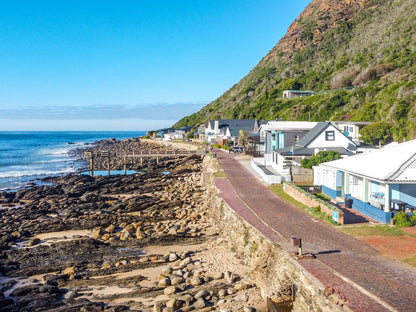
284 182 344 225
201 155 350 312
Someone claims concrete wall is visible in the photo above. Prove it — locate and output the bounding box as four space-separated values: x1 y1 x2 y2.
284 183 344 224
202 156 349 311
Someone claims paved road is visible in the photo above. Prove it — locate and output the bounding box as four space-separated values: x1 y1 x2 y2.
214 150 416 312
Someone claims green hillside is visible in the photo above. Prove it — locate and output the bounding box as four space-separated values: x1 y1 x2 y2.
175 0 416 140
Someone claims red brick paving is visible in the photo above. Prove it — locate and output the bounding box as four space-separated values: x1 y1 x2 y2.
214 150 416 312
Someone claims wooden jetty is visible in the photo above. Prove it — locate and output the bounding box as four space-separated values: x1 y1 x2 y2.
84 149 206 176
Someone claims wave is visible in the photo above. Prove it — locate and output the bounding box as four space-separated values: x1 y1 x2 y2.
0 167 76 179
0 158 74 168
35 147 70 156
33 158 73 164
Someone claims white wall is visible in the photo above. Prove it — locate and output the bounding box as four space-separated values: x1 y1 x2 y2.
307 124 355 151
349 174 364 201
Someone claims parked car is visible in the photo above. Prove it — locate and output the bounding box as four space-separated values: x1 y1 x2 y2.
231 146 243 153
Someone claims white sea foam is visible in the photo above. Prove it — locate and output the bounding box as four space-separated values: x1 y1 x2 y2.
34 158 73 164
0 167 76 179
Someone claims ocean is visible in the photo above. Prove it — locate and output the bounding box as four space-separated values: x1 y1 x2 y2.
0 131 146 191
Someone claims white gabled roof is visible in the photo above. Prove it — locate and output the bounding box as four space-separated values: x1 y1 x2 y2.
320 140 416 183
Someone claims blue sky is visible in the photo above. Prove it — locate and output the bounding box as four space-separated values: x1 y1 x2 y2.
0 0 310 131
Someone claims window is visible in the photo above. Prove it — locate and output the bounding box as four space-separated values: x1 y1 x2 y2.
325 131 335 141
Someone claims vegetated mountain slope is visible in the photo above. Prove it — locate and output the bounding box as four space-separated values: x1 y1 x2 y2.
175 0 416 140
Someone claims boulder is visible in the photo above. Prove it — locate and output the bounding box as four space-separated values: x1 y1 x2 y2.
190 276 203 286
105 224 116 233
171 276 184 286
207 272 223 280
180 257 192 268
153 301 164 312
235 283 253 291
166 298 181 310
169 253 178 262
136 229 146 239
163 286 177 295
195 289 210 300
158 277 171 287
62 267 76 275
193 298 206 309
119 230 131 241
161 266 173 276
64 290 78 300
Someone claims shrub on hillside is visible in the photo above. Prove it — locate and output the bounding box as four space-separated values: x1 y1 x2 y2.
360 121 393 145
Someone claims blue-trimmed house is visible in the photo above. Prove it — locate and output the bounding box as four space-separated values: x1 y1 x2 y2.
314 140 416 223
261 121 357 177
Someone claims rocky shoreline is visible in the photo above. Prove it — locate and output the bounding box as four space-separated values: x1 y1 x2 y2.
0 138 265 311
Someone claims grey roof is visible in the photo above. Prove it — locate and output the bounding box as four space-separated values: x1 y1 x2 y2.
179 126 194 132
277 146 315 156
277 146 354 156
208 119 268 136
297 122 332 147
208 119 257 128
297 122 355 148
230 126 252 137
285 90 315 93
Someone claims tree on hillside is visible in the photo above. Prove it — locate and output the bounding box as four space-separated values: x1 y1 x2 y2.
239 130 248 154
360 122 393 145
145 131 157 138
301 151 341 169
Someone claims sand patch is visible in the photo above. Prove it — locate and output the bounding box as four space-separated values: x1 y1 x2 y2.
402 227 416 236
357 234 416 260
35 229 91 240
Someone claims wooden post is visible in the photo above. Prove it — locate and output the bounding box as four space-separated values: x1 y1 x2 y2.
90 156 94 177
84 152 94 177
107 156 110 176
124 155 127 175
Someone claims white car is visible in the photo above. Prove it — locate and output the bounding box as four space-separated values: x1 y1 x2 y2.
232 146 243 153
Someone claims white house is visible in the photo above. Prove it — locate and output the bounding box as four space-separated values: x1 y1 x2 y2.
204 119 261 145
261 122 356 176
314 139 416 223
282 90 315 98
260 121 318 157
332 121 372 142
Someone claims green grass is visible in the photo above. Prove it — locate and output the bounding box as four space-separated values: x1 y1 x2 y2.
315 192 330 202
214 171 226 178
269 184 309 210
403 254 416 267
340 225 414 237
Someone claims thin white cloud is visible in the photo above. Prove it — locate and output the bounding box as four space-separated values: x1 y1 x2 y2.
0 103 204 120
0 118 176 131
